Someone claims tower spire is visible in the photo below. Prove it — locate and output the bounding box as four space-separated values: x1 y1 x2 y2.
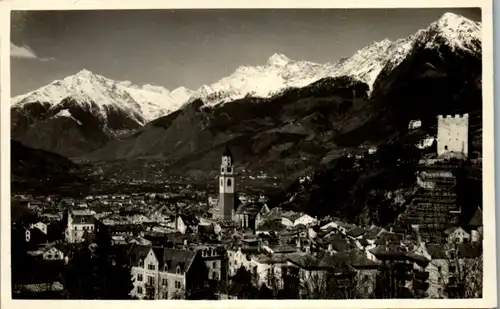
223 146 233 162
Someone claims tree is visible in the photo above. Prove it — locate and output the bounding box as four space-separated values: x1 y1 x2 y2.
61 227 134 299
375 259 414 299
443 243 483 298
229 267 259 299
298 268 330 299
264 265 282 298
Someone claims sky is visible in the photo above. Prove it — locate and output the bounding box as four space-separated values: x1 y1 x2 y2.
10 8 481 96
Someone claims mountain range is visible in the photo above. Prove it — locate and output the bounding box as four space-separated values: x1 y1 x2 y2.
11 12 483 198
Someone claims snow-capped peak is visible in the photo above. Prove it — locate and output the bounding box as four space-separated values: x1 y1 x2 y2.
267 53 291 66
12 69 195 124
425 12 481 55
76 69 93 77
12 12 481 126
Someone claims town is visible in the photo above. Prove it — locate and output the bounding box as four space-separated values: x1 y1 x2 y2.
11 114 483 300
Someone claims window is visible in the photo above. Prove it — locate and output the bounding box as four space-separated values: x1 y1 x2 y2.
227 167 232 173
221 167 224 173
148 264 156 271
213 272 218 280
162 278 168 286
438 277 442 284
437 266 442 273
175 281 181 289
176 266 182 274
139 260 144 267
227 179 232 187
449 265 456 273
444 145 448 150
162 291 168 299
137 286 143 294
148 276 155 285
213 262 216 268
137 274 143 282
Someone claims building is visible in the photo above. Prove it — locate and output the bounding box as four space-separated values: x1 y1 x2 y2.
293 214 318 227
400 162 462 244
218 147 235 221
30 221 48 235
65 209 96 243
233 203 262 229
198 246 228 282
42 244 69 263
444 227 471 244
436 114 469 159
129 244 205 300
409 119 422 130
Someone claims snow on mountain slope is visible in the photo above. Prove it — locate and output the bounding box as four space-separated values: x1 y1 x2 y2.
11 69 189 124
189 12 481 106
12 12 481 123
52 108 83 125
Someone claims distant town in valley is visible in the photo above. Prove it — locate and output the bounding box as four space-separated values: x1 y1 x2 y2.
10 9 484 300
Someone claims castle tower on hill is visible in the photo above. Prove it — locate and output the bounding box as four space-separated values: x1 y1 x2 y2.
218 147 235 221
436 114 469 159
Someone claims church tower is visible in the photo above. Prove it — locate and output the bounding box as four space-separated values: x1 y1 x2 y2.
218 147 235 220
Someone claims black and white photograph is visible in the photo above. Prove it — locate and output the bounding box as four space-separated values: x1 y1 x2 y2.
1 1 496 307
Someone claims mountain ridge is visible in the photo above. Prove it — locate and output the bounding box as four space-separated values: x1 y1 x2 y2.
11 12 481 162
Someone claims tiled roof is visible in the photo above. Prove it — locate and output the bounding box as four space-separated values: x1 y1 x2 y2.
374 231 405 245
425 244 447 259
324 234 350 252
72 214 95 225
268 245 297 254
370 244 409 259
257 219 286 232
235 203 262 215
365 226 384 239
457 243 482 258
160 248 198 274
349 251 380 268
127 243 152 267
346 226 366 238
255 253 289 264
468 207 483 227
281 211 303 222
71 209 93 216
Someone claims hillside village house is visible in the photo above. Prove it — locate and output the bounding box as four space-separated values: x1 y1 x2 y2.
444 227 471 244
30 221 48 235
42 244 69 263
293 214 318 227
65 209 96 243
24 227 47 245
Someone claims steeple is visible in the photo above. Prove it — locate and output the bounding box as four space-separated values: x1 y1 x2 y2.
223 146 233 162
218 146 236 221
